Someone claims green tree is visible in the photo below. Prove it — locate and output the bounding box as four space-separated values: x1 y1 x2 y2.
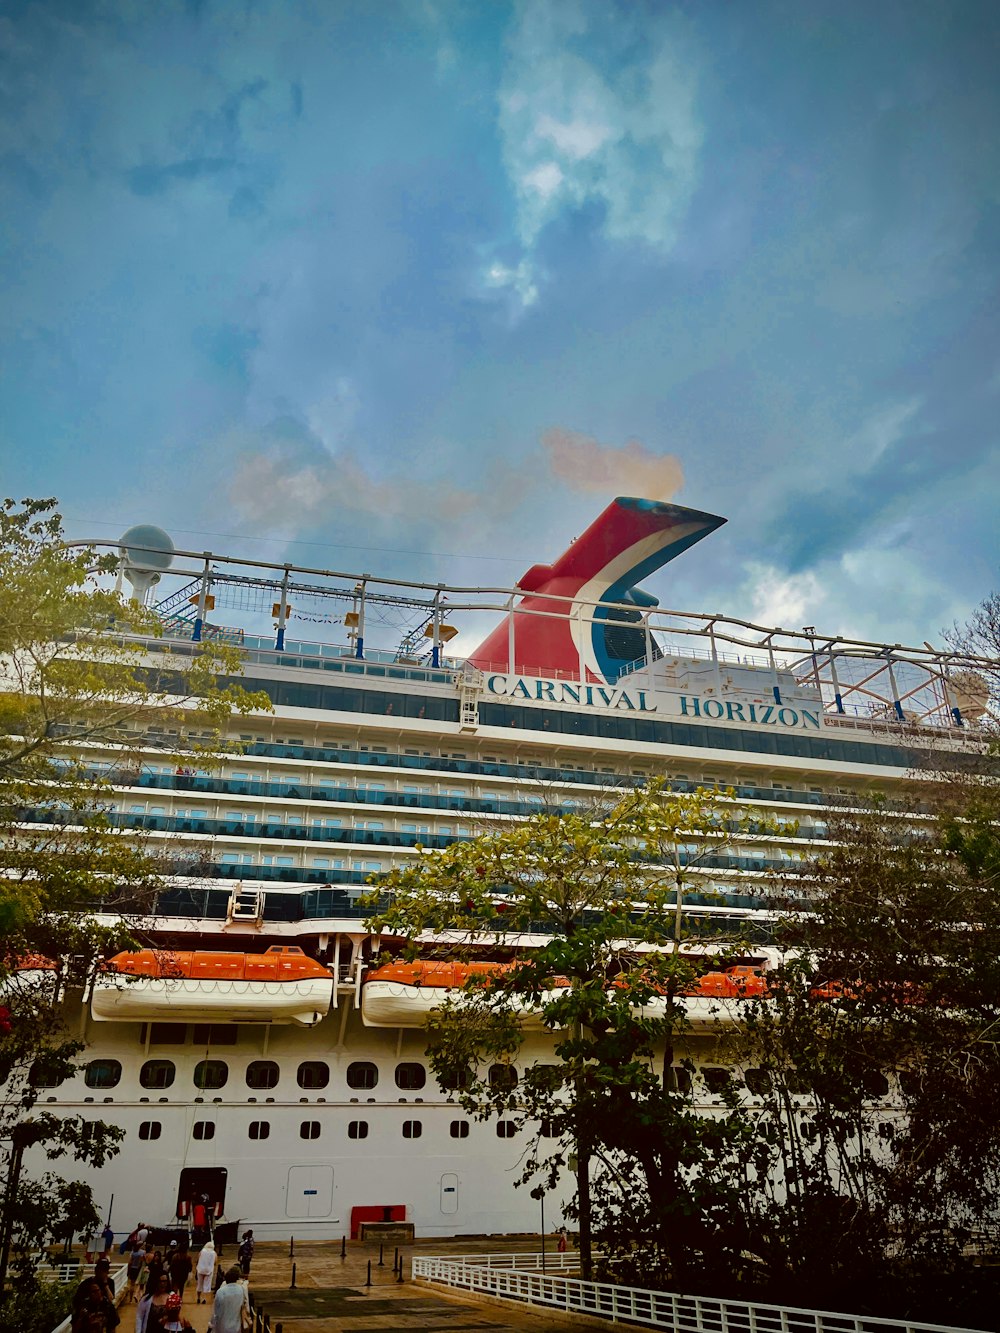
0 497 269 1309
368 780 771 1287
737 796 1000 1322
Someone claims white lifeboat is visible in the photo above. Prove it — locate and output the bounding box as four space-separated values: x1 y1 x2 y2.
91 946 334 1027
360 960 767 1031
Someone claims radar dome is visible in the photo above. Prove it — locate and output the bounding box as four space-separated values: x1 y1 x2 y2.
119 524 174 604
119 524 174 571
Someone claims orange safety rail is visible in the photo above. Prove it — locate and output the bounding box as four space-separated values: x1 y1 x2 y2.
105 945 331 983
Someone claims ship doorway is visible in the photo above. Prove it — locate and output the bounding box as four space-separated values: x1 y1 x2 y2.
440 1173 459 1215
177 1167 227 1221
286 1165 334 1218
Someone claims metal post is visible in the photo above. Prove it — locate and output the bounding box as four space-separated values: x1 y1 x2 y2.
827 645 845 713
355 580 367 659
431 589 442 669
366 1259 372 1287
341 1234 347 1259
289 1236 294 1258
275 567 290 651
290 1262 296 1288
540 1191 546 1274
393 1246 399 1273
193 557 211 643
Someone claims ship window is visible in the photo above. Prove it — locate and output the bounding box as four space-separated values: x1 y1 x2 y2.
193 1024 238 1046
297 1061 330 1090
488 1064 517 1091
402 1120 422 1139
138 1121 161 1140
140 1060 176 1090
744 1067 770 1096
667 1067 693 1095
348 1120 369 1139
449 1121 469 1139
300 1120 321 1140
246 1061 279 1091
540 1119 558 1138
439 1064 472 1092
346 1062 378 1090
85 1060 122 1089
28 1058 66 1088
496 1121 516 1139
249 1121 270 1140
701 1067 731 1097
141 1023 187 1045
193 1121 216 1141
194 1060 229 1091
395 1063 426 1091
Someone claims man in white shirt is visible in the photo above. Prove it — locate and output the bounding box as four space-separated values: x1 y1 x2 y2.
210 1266 251 1333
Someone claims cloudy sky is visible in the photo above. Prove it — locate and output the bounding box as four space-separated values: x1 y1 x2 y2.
2 0 998 650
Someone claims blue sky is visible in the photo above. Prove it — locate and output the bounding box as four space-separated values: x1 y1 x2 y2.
1 0 998 649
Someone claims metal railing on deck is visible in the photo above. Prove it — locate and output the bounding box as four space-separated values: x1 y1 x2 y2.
411 1252 988 1333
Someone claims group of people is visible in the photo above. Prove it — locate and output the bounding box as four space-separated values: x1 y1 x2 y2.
70 1226 254 1333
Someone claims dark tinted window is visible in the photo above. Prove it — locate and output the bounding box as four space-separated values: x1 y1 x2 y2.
395 1063 426 1091
246 1061 280 1090
249 1121 270 1140
402 1120 422 1139
138 1121 161 1140
194 1060 229 1091
300 1120 320 1139
348 1121 369 1139
193 1121 216 1140
488 1064 517 1090
139 1060 175 1090
297 1061 329 1090
496 1121 516 1138
85 1060 122 1090
142 1022 187 1045
346 1062 378 1090
449 1121 469 1139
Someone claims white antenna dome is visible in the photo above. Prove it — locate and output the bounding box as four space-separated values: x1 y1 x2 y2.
119 524 174 603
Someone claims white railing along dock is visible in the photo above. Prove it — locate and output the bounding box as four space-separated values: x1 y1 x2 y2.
411 1251 988 1333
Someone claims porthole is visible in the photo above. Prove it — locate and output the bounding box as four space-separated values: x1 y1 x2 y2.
346 1062 378 1090
402 1120 422 1139
139 1060 175 1090
395 1063 426 1091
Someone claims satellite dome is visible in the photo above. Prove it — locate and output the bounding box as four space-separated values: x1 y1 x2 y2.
119 524 174 571
118 525 174 604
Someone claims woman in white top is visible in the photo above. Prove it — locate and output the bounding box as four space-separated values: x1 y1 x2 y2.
194 1240 217 1303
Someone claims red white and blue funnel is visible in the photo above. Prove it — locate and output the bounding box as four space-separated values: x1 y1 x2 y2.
468 497 726 684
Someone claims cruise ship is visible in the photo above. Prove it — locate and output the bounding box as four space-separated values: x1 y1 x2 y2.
18 498 990 1242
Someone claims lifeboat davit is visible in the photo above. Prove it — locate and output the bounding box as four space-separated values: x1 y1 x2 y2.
360 960 766 1031
91 946 334 1027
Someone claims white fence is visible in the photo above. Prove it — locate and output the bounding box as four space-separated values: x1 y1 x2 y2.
411 1252 988 1333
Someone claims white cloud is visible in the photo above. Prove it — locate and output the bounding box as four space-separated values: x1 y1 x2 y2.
487 0 703 305
742 562 824 631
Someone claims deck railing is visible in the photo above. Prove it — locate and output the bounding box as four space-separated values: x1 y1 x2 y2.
411 1251 987 1333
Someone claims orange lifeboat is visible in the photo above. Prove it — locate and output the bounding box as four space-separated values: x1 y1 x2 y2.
91 946 334 1027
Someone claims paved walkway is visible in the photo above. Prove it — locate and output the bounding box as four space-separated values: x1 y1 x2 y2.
116 1239 581 1333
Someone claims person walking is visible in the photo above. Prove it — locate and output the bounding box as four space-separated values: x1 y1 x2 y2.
167 1244 193 1297
159 1292 194 1333
101 1223 115 1256
194 1239 216 1303
125 1242 146 1301
209 1267 250 1333
237 1230 254 1278
136 1272 173 1333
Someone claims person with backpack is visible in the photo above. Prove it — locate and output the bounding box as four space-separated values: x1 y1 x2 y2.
237 1231 254 1278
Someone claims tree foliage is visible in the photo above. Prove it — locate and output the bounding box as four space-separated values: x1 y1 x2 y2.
368 780 776 1287
0 497 269 1302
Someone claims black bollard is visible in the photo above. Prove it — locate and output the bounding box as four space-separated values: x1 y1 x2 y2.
366 1259 372 1288
393 1246 399 1272
290 1262 296 1289
340 1234 347 1260
378 1241 384 1267
396 1256 404 1284
276 1326 283 1333
289 1235 294 1258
